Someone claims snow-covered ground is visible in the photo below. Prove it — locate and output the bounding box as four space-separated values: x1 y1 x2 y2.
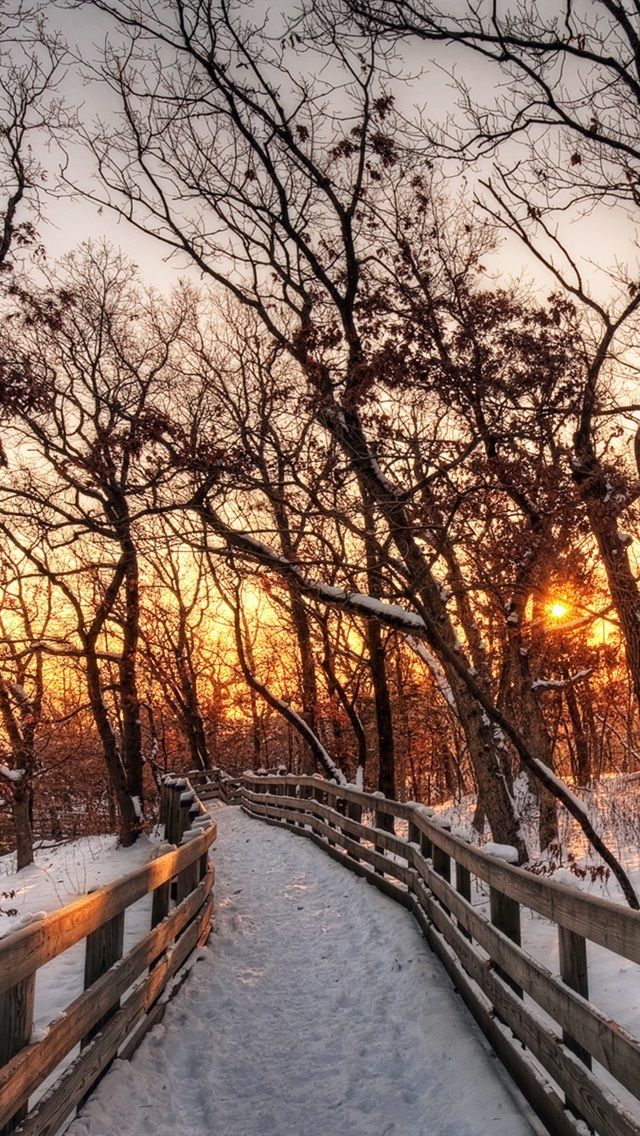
65 805 535 1136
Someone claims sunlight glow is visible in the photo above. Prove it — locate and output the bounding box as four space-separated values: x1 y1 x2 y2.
548 601 569 621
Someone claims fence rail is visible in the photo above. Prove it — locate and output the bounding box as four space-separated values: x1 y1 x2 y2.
0 776 216 1136
240 772 640 1136
188 767 242 805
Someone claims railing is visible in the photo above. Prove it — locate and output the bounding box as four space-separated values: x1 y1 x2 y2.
240 772 640 1136
188 767 242 805
0 775 216 1136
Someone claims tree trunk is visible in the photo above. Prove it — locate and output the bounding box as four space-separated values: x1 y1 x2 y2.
271 495 321 744
119 540 144 805
12 788 34 871
565 680 591 787
85 644 140 846
574 452 640 711
360 482 396 803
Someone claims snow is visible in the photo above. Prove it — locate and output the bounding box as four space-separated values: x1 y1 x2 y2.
532 668 592 691
66 807 534 1136
483 842 520 864
316 585 427 632
550 867 581 889
0 764 25 782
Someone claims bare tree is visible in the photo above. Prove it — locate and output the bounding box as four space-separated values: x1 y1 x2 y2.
0 2 66 273
66 1 640 902
0 243 198 842
347 0 640 734
0 548 53 867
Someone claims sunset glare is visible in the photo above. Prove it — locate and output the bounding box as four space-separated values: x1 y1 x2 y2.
548 601 569 621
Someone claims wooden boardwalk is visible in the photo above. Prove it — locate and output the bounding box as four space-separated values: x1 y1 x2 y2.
3 770 640 1136
66 805 536 1136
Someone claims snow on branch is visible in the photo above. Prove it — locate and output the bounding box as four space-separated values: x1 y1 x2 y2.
203 516 428 636
532 669 593 692
405 635 456 708
0 764 25 783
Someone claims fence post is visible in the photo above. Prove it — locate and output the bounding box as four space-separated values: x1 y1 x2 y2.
373 792 386 875
430 820 452 916
433 837 451 883
325 786 337 847
164 781 181 844
420 828 432 862
297 782 309 828
179 788 196 836
151 842 175 930
82 907 125 1047
489 887 522 997
176 832 201 904
456 860 472 940
348 799 362 862
0 969 35 1134
559 925 591 1068
159 777 169 828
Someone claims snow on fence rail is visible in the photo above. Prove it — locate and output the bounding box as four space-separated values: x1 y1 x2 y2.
240 772 640 1136
0 776 216 1136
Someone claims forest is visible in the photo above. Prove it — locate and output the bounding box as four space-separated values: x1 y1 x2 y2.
2 0 640 907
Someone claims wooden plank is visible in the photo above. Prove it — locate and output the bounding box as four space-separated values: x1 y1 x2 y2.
431 845 451 921
0 870 214 1132
456 863 472 940
0 824 215 995
347 800 362 860
151 880 171 931
16 897 212 1136
490 886 522 997
176 852 200 904
374 803 386 875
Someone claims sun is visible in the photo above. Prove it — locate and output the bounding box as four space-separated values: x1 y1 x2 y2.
548 600 569 621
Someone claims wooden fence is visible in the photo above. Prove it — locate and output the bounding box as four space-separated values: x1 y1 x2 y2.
0 776 216 1136
188 767 242 805
240 772 640 1136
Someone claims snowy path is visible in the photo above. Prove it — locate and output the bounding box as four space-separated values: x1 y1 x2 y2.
68 806 536 1136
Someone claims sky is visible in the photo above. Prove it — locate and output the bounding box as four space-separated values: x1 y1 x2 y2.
15 0 640 309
